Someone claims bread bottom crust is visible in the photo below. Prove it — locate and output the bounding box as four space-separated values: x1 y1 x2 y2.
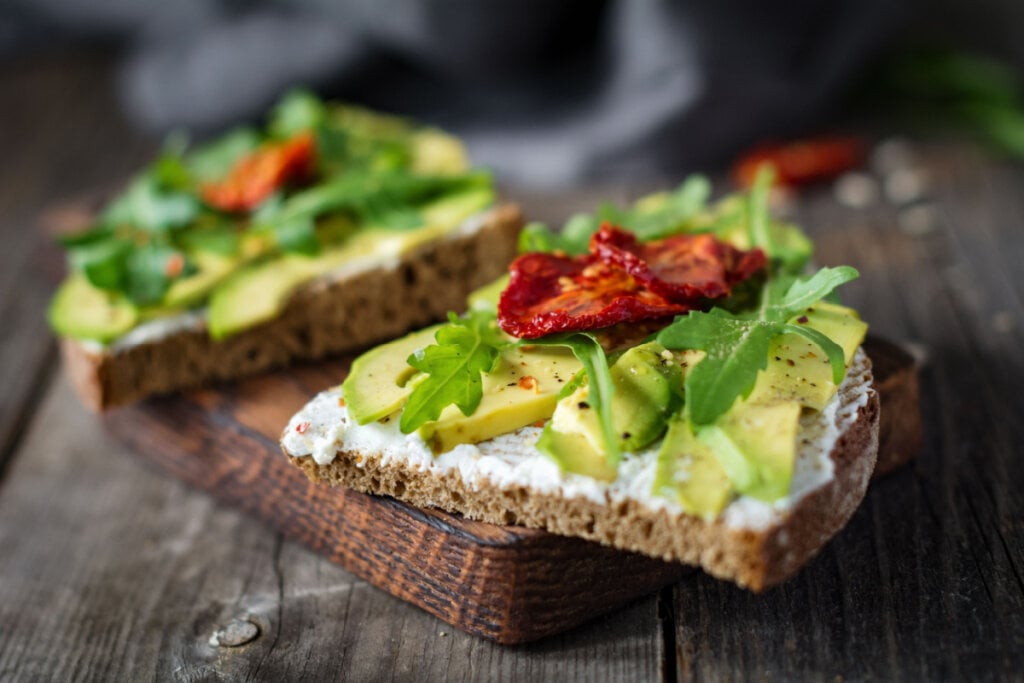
62 205 523 410
289 363 880 591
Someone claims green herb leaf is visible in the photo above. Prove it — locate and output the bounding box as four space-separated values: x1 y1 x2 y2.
71 237 132 291
659 311 776 425
123 244 191 306
518 175 712 255
628 175 712 241
268 215 320 255
746 165 776 254
178 223 242 256
399 312 505 433
657 266 860 425
103 176 199 233
517 214 598 255
518 332 620 464
766 265 859 320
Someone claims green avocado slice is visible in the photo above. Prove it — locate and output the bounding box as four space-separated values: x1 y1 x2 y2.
48 275 139 343
343 324 441 424
207 187 493 340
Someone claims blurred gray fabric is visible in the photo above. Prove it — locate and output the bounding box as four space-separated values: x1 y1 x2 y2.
3 0 909 185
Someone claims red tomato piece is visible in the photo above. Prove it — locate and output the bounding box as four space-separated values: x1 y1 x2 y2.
497 251 691 339
201 131 316 212
590 225 766 302
498 225 767 339
732 136 865 188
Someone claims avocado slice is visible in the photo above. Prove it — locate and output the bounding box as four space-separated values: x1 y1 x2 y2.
343 324 441 424
699 400 802 501
539 342 682 476
536 427 617 482
207 187 493 340
655 302 861 506
417 345 582 453
654 416 732 515
163 251 242 309
48 274 139 343
410 129 469 176
466 274 510 314
750 302 868 411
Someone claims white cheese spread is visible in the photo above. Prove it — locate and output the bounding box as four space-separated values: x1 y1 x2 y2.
282 350 873 532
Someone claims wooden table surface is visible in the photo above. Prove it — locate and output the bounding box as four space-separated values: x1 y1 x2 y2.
2 50 1022 681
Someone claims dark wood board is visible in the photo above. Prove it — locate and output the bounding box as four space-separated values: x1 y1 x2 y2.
102 335 919 644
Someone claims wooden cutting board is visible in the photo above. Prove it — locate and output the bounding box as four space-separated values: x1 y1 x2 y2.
103 336 920 644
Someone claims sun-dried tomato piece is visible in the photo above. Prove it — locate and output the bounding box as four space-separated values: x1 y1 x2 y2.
201 131 316 212
732 136 865 189
497 251 691 339
590 225 766 301
498 225 767 339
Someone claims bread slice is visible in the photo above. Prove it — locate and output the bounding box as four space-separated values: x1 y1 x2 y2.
283 349 879 591
64 204 523 410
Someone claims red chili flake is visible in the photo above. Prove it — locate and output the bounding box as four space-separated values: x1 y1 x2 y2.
295 421 310 434
498 225 766 339
797 315 809 324
202 131 316 212
732 136 865 189
517 376 538 391
164 253 185 279
531 419 546 428
338 397 346 407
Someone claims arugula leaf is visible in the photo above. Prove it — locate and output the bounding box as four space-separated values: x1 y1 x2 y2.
517 214 598 255
518 332 620 464
281 169 486 227
628 175 712 241
123 244 193 306
399 312 505 433
70 237 132 291
657 266 859 425
102 176 199 233
517 175 712 255
269 215 320 255
178 223 242 256
746 165 776 254
763 265 860 320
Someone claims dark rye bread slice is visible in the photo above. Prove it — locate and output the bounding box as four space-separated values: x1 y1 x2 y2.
64 204 523 410
286 352 880 591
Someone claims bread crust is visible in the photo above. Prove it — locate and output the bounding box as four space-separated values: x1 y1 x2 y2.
61 205 523 410
287 357 880 591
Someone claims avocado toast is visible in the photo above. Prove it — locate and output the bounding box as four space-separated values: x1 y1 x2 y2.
281 174 879 591
50 91 522 409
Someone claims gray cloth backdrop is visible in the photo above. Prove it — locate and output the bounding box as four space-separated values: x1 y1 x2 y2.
0 0 932 185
